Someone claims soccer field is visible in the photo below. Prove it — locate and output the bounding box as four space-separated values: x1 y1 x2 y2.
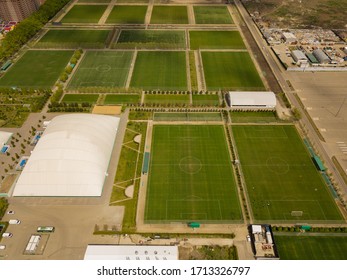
61 5 107 23
68 51 133 89
130 51 187 91
194 6 233 24
150 6 188 24
61 94 99 103
116 30 186 49
36 29 110 48
0 50 73 88
189 31 245 49
274 235 347 260
232 125 343 222
145 125 242 223
144 94 190 105
104 94 140 104
202 52 264 91
106 5 147 24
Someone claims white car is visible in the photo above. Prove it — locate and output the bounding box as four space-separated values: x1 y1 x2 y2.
7 210 14 215
2 232 13 238
247 235 251 242
0 244 6 250
9 219 21 225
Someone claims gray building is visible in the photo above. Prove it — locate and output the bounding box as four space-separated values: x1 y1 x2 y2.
313 49 330 64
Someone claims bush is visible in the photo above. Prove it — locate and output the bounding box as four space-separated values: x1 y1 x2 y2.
0 198 9 219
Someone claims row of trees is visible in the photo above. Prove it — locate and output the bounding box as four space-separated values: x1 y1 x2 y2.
0 0 71 61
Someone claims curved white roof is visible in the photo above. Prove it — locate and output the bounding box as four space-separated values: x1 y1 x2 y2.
13 114 120 197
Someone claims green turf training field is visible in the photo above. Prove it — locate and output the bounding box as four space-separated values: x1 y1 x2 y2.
104 94 140 104
130 51 187 91
274 235 347 260
192 94 220 106
230 111 278 123
201 52 264 91
193 6 233 24
36 29 110 48
150 6 188 24
61 94 99 103
153 112 222 122
145 125 242 223
116 30 186 49
0 50 73 88
190 31 245 50
232 125 343 222
106 5 147 24
68 51 133 89
144 94 190 105
117 0 149 2
61 5 107 23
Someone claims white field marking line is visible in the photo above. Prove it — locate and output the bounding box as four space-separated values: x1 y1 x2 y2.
79 67 131 70
336 141 345 144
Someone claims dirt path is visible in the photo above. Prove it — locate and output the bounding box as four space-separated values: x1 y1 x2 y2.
195 50 206 91
125 50 137 88
98 0 117 25
145 0 154 27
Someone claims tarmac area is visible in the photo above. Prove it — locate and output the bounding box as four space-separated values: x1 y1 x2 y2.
287 71 347 174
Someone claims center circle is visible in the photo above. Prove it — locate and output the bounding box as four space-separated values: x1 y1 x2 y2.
96 64 111 72
179 156 202 174
266 157 289 174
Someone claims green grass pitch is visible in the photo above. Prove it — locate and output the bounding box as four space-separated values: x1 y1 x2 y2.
0 50 73 88
201 52 264 91
68 51 133 89
104 94 140 104
275 235 347 259
61 5 107 23
106 5 147 24
150 6 188 24
37 29 110 47
232 125 343 222
130 51 187 91
193 6 233 24
116 30 186 49
144 94 190 105
145 125 242 223
153 112 222 122
61 94 99 103
190 31 245 50
192 94 220 106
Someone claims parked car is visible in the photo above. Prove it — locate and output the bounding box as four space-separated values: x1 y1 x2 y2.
6 210 14 215
9 219 20 225
0 244 6 250
2 232 13 238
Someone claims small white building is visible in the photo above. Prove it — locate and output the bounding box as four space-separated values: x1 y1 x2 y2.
227 92 276 109
282 32 297 44
0 131 12 147
291 50 308 65
84 245 178 260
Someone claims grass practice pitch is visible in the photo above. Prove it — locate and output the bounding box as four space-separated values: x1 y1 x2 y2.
189 31 245 49
0 50 73 88
106 5 147 24
275 235 347 260
37 29 110 48
232 125 343 222
150 6 188 24
116 30 186 49
201 52 264 91
130 51 187 91
145 125 242 223
193 6 233 24
68 51 133 89
61 5 107 23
